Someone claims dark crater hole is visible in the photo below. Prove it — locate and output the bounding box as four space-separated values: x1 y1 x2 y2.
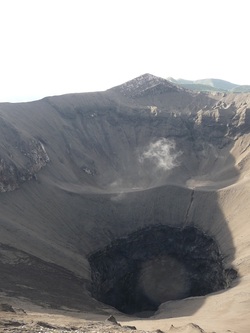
88 225 237 315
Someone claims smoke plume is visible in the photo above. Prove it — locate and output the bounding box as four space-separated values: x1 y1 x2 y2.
140 138 181 171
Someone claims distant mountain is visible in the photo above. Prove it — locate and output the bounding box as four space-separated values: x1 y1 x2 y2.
196 78 238 91
179 83 219 92
167 77 250 93
231 85 250 93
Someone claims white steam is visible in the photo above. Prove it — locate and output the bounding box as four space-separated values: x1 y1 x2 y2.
140 138 181 171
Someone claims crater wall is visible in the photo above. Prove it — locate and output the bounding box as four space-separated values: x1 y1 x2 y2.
0 82 249 323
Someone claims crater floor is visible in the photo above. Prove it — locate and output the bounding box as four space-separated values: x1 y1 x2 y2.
89 225 236 314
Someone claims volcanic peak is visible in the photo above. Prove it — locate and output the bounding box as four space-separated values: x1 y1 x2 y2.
112 73 180 97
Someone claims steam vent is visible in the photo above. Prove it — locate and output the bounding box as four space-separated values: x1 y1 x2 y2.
0 74 250 330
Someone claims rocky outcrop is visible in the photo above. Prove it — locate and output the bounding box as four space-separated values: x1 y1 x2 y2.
112 73 181 98
0 138 49 192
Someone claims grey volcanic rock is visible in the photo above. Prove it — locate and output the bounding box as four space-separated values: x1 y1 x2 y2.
0 115 49 192
0 303 15 313
0 74 249 330
112 73 181 98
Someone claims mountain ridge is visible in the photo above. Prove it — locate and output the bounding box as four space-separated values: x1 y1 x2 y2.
167 76 250 93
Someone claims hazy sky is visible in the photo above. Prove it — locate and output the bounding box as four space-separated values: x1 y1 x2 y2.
0 0 249 102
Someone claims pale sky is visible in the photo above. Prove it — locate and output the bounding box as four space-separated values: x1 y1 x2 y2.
0 0 249 102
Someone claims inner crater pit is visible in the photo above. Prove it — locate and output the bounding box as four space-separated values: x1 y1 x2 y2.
88 225 237 315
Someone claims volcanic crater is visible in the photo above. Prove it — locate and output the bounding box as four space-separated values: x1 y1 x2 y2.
0 74 250 331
